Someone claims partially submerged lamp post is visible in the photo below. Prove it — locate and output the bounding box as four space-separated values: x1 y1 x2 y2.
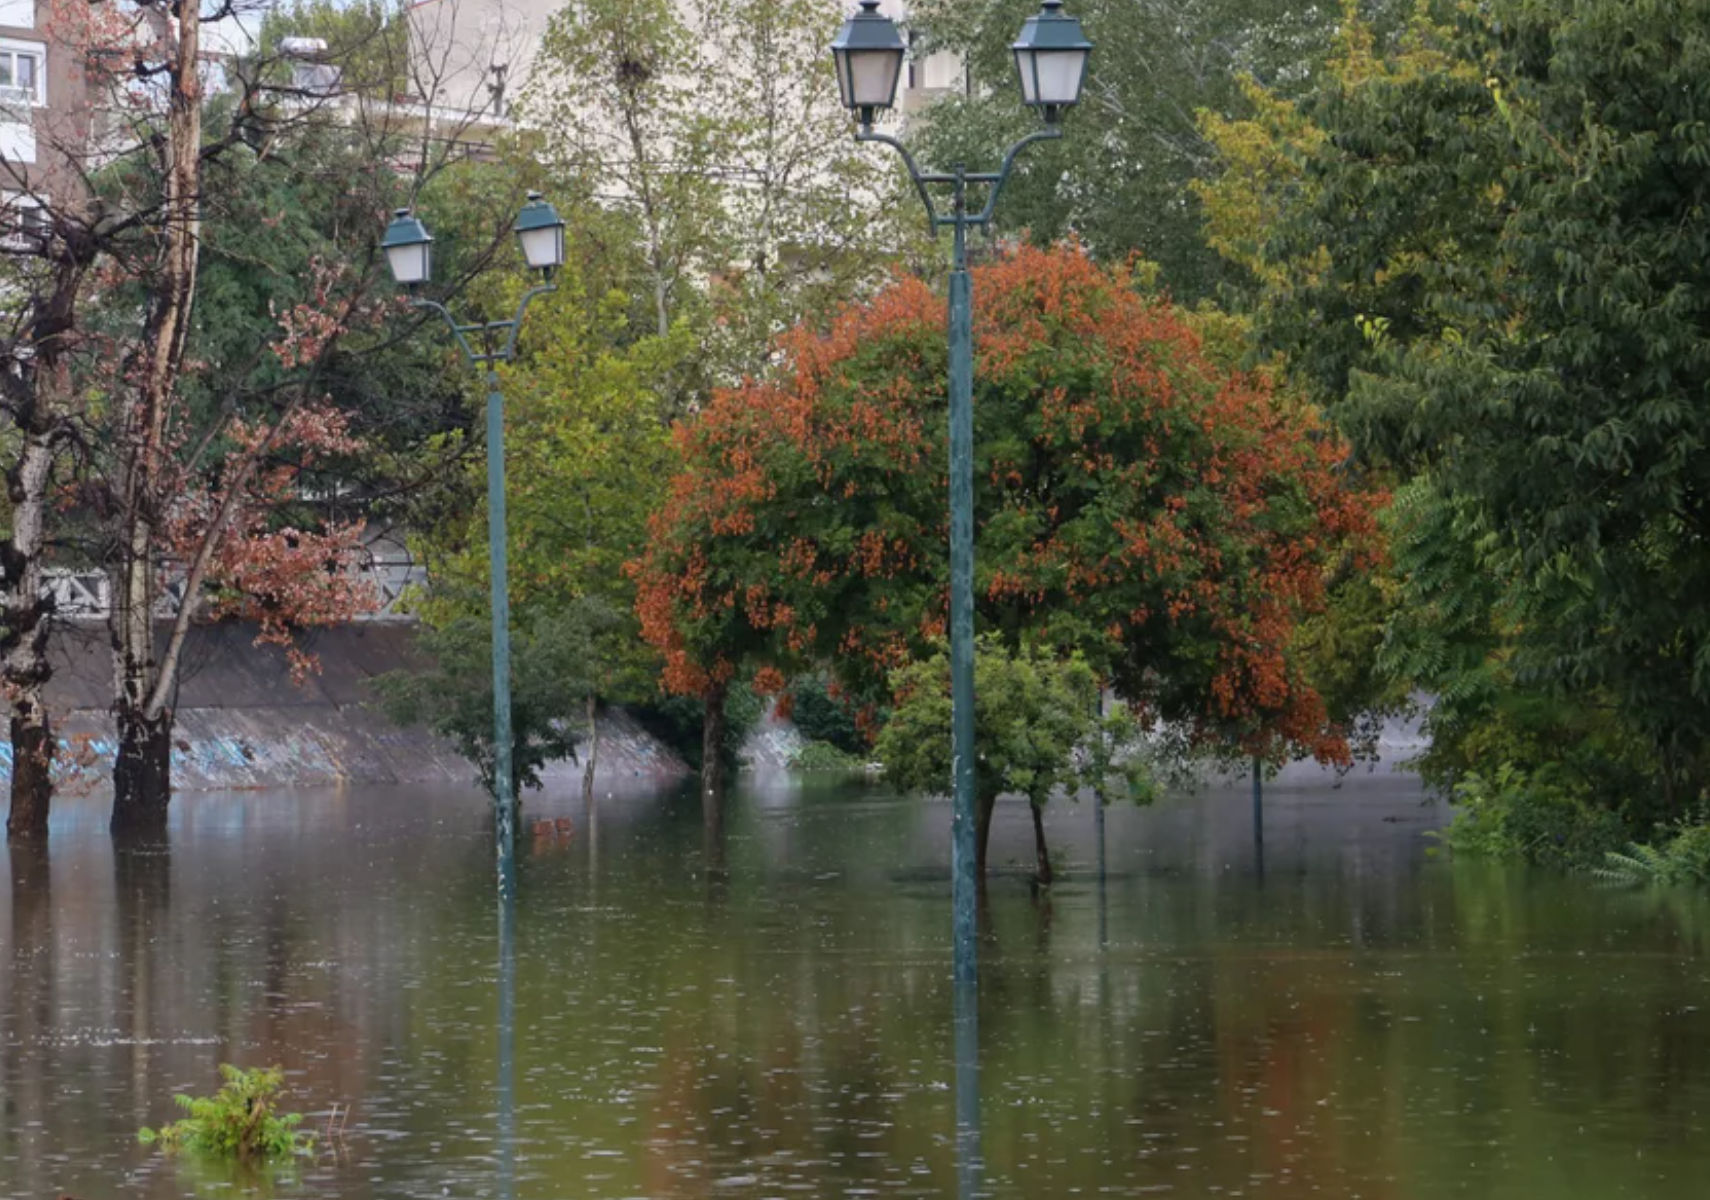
383 193 563 1200
829 0 1092 986
381 192 565 893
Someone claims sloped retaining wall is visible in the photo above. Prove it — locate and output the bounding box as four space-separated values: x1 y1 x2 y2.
2 622 690 794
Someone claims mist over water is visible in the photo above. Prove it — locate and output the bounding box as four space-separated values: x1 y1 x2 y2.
5 776 1709 1198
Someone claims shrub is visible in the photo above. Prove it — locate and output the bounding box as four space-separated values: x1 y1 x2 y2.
789 739 864 773
1438 764 1628 870
1666 824 1710 882
629 682 762 774
1596 824 1710 888
787 675 868 755
137 1065 315 1161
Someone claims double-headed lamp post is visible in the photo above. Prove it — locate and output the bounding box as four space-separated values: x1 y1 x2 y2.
830 0 1091 986
380 191 566 898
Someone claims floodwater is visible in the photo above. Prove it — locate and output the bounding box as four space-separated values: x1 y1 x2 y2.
4 774 1710 1199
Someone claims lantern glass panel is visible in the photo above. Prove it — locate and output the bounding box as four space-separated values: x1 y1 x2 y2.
1020 48 1085 106
518 224 563 270
386 240 430 286
844 47 902 109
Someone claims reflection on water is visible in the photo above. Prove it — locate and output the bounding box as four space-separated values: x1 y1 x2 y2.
1252 757 1265 874
497 850 518 1200
953 980 982 1199
6 776 1710 1198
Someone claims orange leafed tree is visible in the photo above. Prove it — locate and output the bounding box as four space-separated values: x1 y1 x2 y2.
633 243 1384 793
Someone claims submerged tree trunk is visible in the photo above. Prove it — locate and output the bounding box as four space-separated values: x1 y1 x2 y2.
110 705 173 838
7 709 53 840
108 530 171 835
1030 801 1054 887
701 680 728 848
582 694 599 806
3 431 57 841
108 0 203 833
2 227 94 841
975 793 995 881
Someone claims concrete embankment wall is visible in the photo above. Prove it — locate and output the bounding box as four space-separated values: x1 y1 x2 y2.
0 620 1430 796
2 622 690 795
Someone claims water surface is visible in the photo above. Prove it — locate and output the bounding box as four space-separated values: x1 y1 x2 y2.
4 775 1709 1198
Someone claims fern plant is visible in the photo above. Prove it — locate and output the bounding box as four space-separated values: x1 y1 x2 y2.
138 1065 316 1161
1594 825 1710 889
1592 844 1672 887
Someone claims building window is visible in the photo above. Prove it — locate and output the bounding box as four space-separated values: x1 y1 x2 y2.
0 40 43 107
0 119 34 163
2 191 46 250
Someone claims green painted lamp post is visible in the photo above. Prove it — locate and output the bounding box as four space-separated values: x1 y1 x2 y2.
830 0 1092 987
381 192 565 892
383 192 564 1200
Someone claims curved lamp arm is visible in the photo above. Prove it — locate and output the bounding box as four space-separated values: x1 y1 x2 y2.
854 122 1064 235
500 285 557 360
972 126 1063 226
408 282 558 366
407 297 481 363
856 125 941 230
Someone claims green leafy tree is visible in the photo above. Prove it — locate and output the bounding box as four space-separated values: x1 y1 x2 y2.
186 111 474 484
1196 2 1507 431
256 0 411 99
787 674 867 756
1207 0 1710 821
524 0 913 386
909 0 1411 299
635 244 1385 837
403 255 684 800
876 637 1099 882
372 599 615 800
692 0 918 371
525 0 727 364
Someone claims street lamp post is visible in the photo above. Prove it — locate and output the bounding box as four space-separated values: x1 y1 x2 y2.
380 191 567 897
830 0 1092 986
382 192 564 1200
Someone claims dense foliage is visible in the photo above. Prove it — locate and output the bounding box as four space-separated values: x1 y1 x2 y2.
1597 828 1710 889
787 674 867 756
634 244 1384 769
910 0 1410 298
372 600 616 799
1199 0 1710 857
629 684 765 776
875 638 1099 879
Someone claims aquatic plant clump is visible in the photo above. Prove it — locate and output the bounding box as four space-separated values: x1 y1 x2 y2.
137 1065 316 1161
1596 825 1710 889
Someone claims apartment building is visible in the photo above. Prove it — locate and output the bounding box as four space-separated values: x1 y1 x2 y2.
0 0 92 239
404 0 960 127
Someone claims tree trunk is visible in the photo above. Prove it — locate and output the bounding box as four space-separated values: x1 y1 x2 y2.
110 705 173 838
975 793 995 881
107 0 203 835
7 708 53 840
0 95 98 842
108 555 164 830
1030 801 1054 887
701 680 728 848
2 429 57 842
582 693 599 806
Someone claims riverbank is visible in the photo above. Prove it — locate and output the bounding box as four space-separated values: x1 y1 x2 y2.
4 620 1432 797
3 622 690 795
